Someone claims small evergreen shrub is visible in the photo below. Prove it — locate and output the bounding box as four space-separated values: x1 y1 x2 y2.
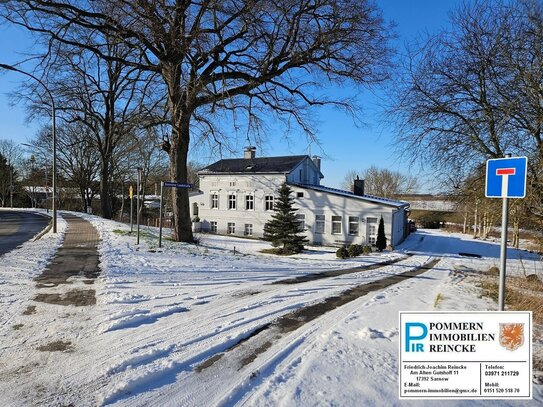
263 183 308 254
336 246 350 259
362 245 372 255
376 216 387 252
347 244 363 257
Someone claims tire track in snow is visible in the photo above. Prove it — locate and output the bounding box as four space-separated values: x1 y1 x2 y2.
196 258 440 374
272 253 413 285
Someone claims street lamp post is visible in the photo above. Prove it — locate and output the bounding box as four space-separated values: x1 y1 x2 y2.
0 63 57 233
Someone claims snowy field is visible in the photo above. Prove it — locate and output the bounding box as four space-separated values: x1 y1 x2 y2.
0 210 542 406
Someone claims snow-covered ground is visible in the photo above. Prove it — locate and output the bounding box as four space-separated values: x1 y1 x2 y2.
0 210 542 406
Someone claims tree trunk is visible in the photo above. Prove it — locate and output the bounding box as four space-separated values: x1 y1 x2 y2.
100 159 113 219
513 220 520 248
473 200 478 238
118 179 125 221
482 212 491 239
79 186 88 213
169 114 193 242
164 62 194 243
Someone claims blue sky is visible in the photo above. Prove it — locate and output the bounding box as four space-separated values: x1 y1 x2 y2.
0 1 461 191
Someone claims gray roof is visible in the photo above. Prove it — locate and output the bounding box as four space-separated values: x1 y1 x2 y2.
291 183 410 208
200 155 308 174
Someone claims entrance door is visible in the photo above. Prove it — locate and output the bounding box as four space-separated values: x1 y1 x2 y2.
366 217 378 245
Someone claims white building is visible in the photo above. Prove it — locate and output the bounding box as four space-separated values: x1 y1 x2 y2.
189 147 410 247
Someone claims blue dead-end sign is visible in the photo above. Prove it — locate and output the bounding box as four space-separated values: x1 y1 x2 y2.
485 156 528 198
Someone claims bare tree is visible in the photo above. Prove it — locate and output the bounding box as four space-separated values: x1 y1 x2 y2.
392 0 543 225
4 0 393 241
30 124 100 212
9 30 157 219
393 1 512 176
341 166 418 197
0 152 12 207
0 139 23 207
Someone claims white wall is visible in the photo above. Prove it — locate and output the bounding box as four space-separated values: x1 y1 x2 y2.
285 157 322 185
190 174 406 247
288 186 400 247
192 173 285 235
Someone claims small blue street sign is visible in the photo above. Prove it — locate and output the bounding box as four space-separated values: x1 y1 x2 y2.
485 156 528 198
163 181 193 189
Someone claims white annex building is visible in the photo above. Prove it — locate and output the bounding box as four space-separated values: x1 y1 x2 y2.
189 147 410 247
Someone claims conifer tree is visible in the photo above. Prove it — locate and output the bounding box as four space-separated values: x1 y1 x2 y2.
263 183 308 254
376 216 387 252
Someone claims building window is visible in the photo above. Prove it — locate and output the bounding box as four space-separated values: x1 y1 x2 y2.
265 195 274 211
332 216 342 234
228 194 236 210
227 222 235 234
297 192 304 198
296 214 305 231
210 221 217 233
229 181 236 187
211 193 219 209
315 215 325 234
244 224 253 236
349 216 359 235
245 195 254 210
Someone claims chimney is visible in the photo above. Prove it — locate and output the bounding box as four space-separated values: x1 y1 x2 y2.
312 155 321 171
353 176 365 196
244 146 256 159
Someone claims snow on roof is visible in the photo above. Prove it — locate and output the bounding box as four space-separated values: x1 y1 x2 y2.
291 183 410 208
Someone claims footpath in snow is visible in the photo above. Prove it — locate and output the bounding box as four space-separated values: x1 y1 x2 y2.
0 210 541 406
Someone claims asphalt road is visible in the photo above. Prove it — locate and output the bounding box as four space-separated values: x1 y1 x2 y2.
0 210 50 255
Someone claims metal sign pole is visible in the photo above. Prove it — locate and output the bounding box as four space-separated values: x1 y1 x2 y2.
159 181 164 248
485 155 527 312
136 170 141 245
498 196 509 311
130 185 134 233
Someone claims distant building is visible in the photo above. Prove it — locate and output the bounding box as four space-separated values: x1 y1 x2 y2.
189 147 410 247
395 194 456 212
